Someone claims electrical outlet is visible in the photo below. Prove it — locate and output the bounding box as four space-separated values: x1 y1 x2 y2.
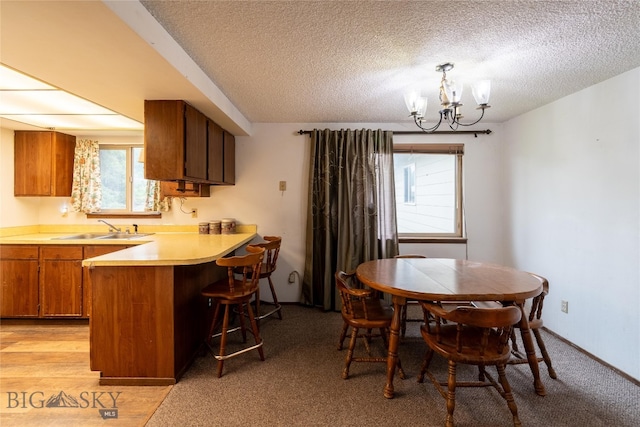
561 300 568 313
279 181 287 191
288 271 297 283
191 208 198 218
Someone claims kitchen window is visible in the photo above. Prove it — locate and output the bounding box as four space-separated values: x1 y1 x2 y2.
98 144 150 213
393 144 464 239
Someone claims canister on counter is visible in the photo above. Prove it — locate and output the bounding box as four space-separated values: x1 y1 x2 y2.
209 220 221 235
221 218 236 234
198 222 210 234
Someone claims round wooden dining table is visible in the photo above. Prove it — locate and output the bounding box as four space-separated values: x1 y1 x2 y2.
356 257 545 399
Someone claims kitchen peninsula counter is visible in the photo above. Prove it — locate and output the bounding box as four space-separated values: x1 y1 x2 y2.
1 226 258 385
81 230 256 266
86 228 257 386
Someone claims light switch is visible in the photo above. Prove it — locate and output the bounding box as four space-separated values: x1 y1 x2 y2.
279 181 286 191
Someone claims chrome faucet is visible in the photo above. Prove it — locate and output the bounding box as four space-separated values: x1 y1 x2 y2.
98 219 121 233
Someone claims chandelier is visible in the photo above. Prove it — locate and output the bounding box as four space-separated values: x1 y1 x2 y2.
404 63 491 133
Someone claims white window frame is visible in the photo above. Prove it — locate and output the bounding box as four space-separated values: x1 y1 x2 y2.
98 144 145 213
394 143 464 239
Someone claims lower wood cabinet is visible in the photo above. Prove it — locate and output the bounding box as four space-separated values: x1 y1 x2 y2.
0 245 39 317
83 245 130 317
40 246 83 317
0 244 131 318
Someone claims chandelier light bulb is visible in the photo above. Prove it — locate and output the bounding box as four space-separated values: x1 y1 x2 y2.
404 91 427 118
472 80 491 106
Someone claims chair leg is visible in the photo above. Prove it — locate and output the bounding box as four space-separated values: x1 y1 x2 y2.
237 303 248 342
445 360 457 427
252 277 282 321
362 329 372 354
337 322 349 350
267 276 283 319
246 300 265 361
510 328 520 353
496 364 522 427
533 329 557 379
207 302 222 345
254 287 261 325
217 304 231 377
417 348 434 383
400 304 408 338
342 327 358 379
478 364 487 382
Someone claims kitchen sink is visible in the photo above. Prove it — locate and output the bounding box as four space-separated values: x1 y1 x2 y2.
98 233 154 240
53 233 154 240
53 233 112 240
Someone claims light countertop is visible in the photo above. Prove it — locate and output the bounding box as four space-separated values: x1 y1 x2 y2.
0 226 258 267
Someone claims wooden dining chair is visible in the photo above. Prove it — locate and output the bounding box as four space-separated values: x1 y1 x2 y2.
201 246 265 377
418 302 523 427
508 274 557 379
336 270 380 351
335 271 405 380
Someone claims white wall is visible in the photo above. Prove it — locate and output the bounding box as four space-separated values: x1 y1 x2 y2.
0 126 40 227
0 121 504 305
502 67 640 380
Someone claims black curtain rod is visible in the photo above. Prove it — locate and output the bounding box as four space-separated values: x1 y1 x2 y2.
297 129 492 136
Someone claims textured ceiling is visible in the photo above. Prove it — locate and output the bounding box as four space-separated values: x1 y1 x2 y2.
139 0 640 125
1 1 639 136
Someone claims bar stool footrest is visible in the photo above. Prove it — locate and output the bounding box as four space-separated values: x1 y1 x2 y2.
206 340 264 361
255 301 282 320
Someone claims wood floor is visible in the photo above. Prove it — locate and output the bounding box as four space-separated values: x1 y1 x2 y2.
0 320 171 426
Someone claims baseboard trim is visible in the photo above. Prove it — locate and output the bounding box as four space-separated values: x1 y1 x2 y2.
543 327 639 387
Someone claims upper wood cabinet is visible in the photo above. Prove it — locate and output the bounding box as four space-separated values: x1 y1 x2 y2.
207 122 235 185
144 100 207 182
144 100 235 186
208 120 224 183
223 131 235 185
14 131 76 196
184 103 208 181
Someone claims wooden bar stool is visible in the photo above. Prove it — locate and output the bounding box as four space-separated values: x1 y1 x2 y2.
241 236 283 321
201 246 265 377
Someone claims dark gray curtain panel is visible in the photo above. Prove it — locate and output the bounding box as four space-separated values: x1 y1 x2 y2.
302 129 398 310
